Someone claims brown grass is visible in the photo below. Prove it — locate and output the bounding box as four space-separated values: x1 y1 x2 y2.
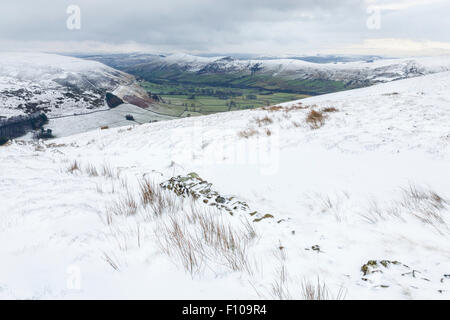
359 185 449 234
271 265 291 300
110 192 138 216
255 115 273 127
261 103 308 113
139 178 158 206
322 107 339 113
306 109 326 129
101 163 116 179
261 105 284 112
156 208 257 276
100 126 109 130
238 128 258 139
400 186 448 230
67 160 80 173
301 279 346 300
85 164 99 177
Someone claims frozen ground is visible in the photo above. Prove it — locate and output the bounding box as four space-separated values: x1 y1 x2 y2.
0 71 449 299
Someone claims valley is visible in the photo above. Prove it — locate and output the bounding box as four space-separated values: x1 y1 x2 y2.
140 80 308 116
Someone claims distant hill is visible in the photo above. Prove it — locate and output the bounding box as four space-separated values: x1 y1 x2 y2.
0 52 150 119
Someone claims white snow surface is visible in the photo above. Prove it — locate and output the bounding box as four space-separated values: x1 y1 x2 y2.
43 104 176 138
1 71 450 300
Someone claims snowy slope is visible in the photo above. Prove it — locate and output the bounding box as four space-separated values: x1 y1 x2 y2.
0 72 449 299
43 104 175 138
0 53 148 118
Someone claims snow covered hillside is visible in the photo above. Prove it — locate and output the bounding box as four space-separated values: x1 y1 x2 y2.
92 52 450 87
0 71 449 299
158 53 450 81
0 53 148 118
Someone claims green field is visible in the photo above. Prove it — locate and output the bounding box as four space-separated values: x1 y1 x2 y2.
140 81 308 117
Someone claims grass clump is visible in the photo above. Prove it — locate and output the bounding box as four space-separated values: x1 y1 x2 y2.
306 109 326 129
238 128 258 139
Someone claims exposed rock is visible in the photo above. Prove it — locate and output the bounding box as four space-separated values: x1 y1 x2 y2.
361 260 403 276
105 92 124 108
161 172 267 220
216 196 226 204
359 260 435 290
305 245 322 253
253 214 274 223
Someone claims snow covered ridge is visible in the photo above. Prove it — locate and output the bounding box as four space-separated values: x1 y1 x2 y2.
0 52 148 118
141 53 450 84
0 72 449 299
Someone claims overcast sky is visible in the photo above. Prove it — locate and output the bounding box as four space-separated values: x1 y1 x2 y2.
1 0 449 56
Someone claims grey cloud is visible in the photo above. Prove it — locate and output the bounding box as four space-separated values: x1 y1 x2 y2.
0 0 448 55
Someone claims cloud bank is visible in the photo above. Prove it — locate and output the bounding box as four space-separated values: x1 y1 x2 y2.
0 0 449 56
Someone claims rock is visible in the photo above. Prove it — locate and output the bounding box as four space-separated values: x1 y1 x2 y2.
187 172 200 179
105 92 124 108
160 173 254 217
216 196 226 204
253 214 274 223
361 260 403 276
305 245 322 253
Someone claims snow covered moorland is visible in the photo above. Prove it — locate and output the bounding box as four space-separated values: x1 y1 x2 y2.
0 70 450 299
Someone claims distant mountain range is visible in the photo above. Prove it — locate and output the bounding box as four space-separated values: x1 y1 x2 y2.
74 53 450 95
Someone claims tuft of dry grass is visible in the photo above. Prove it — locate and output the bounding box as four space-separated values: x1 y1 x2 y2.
359 185 449 234
137 177 179 217
261 103 308 113
255 115 274 127
301 279 346 300
85 164 99 177
267 261 346 300
139 178 158 206
100 126 109 130
101 163 116 179
110 192 138 216
155 208 257 276
322 107 339 113
238 128 258 139
271 265 291 300
400 186 448 231
261 105 284 112
306 109 326 129
67 160 80 174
